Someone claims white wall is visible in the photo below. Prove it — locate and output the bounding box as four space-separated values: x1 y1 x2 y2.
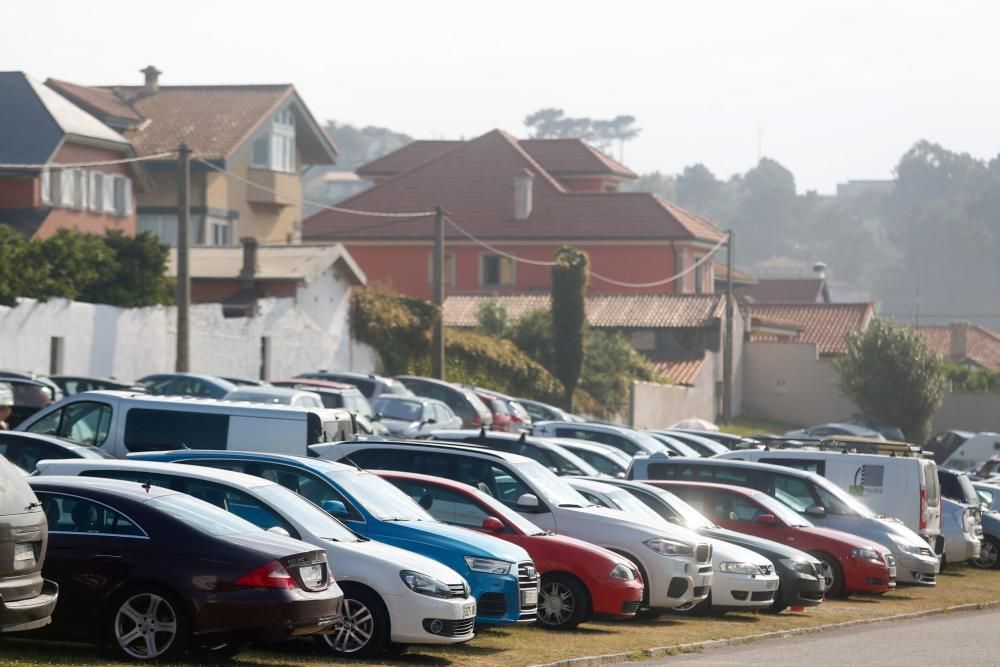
932 393 1000 433
630 359 717 428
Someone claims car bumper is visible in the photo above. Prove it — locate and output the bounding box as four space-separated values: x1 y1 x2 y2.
589 576 644 619
774 568 824 609
189 587 343 642
945 533 981 564
386 592 477 645
647 558 713 610
892 550 940 585
843 560 895 594
0 579 58 633
708 572 780 611
469 572 535 625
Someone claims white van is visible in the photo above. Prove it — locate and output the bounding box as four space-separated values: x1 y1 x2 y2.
15 390 354 457
717 448 942 548
940 433 1000 473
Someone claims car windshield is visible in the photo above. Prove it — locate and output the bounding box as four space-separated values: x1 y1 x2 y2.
513 460 593 507
149 493 263 536
601 486 665 522
752 492 813 527
332 470 434 522
626 430 669 452
342 393 373 419
956 474 979 506
810 477 876 517
649 433 700 457
651 488 716 529
253 484 360 541
373 398 422 422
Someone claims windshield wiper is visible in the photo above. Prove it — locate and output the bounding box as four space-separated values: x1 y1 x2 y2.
558 503 585 508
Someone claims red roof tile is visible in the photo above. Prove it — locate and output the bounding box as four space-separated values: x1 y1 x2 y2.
714 262 757 285
305 130 724 243
356 140 460 177
653 357 706 387
749 302 874 355
46 78 143 123
737 278 827 303
918 325 1000 370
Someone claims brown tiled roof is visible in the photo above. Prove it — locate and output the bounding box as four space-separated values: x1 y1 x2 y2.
46 78 143 122
444 293 725 328
918 325 1000 370
714 262 756 285
749 302 875 355
356 140 460 177
305 130 724 243
737 278 826 303
653 357 706 387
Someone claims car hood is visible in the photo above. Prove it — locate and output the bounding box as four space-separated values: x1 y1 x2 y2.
379 418 419 432
380 519 530 563
527 532 635 566
871 516 930 548
709 537 773 566
702 526 813 561
557 505 706 545
328 536 465 585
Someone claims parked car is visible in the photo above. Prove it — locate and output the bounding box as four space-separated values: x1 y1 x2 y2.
655 481 896 597
548 438 632 478
125 451 532 629
533 422 668 458
16 391 354 456
37 459 479 657
379 470 644 629
973 481 1000 513
589 477 824 613
313 439 714 614
296 371 413 399
137 373 237 399
0 431 115 473
972 511 1000 569
467 389 515 432
0 372 62 402
50 376 146 396
654 430 733 456
371 396 462 438
628 454 940 586
783 423 885 440
220 377 270 387
925 430 975 466
396 376 493 429
719 446 943 548
843 416 904 441
0 378 56 429
668 429 759 452
569 478 779 614
27 475 341 661
516 398 581 424
940 497 982 567
273 379 389 436
937 433 1000 473
427 430 601 477
645 432 702 458
224 386 324 409
476 388 533 432
0 455 58 633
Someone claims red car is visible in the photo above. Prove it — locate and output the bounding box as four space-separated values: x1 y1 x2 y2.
470 390 515 432
377 471 644 629
653 481 896 597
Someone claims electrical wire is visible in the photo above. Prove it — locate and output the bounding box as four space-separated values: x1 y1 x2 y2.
444 216 558 267
0 151 177 170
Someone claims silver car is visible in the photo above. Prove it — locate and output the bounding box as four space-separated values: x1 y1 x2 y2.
371 396 462 437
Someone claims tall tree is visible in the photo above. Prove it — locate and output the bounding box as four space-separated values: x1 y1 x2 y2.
550 246 589 410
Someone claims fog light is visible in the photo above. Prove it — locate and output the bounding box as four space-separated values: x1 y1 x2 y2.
429 619 444 634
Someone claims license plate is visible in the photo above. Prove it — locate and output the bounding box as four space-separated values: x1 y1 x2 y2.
765 578 778 590
462 603 476 618
13 543 34 563
299 564 323 588
521 589 538 606
889 567 897 579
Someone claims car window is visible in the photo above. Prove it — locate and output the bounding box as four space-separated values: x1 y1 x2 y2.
32 401 113 447
141 376 174 394
766 473 817 511
123 408 229 452
576 449 625 476
373 398 422 422
18 440 71 472
576 489 607 507
178 478 297 537
173 378 215 398
711 491 765 523
38 492 144 537
393 479 492 529
759 457 826 475
256 462 363 522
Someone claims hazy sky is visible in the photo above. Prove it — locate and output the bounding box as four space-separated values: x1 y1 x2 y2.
6 0 999 192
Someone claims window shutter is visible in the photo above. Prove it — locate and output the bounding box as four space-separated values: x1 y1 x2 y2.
60 169 74 206
103 175 114 215
75 170 88 209
40 170 51 205
89 172 100 212
123 177 133 215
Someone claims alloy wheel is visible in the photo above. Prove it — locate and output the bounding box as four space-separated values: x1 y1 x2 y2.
974 538 999 569
114 593 178 660
538 581 575 626
323 597 375 654
819 561 835 594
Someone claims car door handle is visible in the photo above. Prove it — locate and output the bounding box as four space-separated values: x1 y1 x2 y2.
93 554 123 560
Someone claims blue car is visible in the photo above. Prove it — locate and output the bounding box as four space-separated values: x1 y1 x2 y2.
130 450 539 625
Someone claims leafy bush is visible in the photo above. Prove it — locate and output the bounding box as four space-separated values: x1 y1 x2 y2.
945 364 1000 392
350 289 436 375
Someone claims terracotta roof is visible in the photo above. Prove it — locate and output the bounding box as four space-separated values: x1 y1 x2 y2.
714 262 756 285
653 357 706 387
46 79 143 123
305 130 724 243
749 302 875 355
444 293 725 328
918 325 1000 370
356 140 460 177
166 243 366 286
738 278 827 303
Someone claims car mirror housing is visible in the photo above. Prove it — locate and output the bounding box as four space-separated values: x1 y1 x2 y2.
515 493 540 509
805 505 826 517
322 500 349 517
482 516 504 532
266 526 291 537
755 513 778 526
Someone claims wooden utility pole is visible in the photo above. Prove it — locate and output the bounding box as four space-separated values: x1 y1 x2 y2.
431 206 446 379
175 142 191 372
722 230 735 421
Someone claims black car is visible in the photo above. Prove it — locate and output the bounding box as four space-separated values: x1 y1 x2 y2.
136 373 236 399
26 476 343 661
593 478 825 613
0 431 115 473
50 376 147 396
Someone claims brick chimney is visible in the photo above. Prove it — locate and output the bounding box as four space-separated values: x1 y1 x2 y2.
140 65 161 94
949 321 970 360
239 237 259 281
513 169 534 221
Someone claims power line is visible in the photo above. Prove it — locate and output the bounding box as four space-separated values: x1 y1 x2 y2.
0 151 177 170
444 217 557 267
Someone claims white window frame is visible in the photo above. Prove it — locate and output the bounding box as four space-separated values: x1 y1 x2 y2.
249 107 296 173
89 171 105 213
40 169 53 205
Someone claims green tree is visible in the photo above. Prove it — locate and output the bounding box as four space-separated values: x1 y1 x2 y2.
510 308 555 370
0 225 39 306
634 171 677 201
82 231 173 307
580 330 662 415
551 246 589 410
835 318 947 443
475 299 509 338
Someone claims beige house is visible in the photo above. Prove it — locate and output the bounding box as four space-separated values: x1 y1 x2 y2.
47 67 337 246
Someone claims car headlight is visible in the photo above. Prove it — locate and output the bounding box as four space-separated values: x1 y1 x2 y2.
890 539 924 556
719 562 760 575
851 547 882 562
780 558 820 576
399 571 452 598
644 538 694 557
609 563 636 580
464 556 512 575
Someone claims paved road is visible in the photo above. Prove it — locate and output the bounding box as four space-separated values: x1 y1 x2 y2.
629 608 1000 665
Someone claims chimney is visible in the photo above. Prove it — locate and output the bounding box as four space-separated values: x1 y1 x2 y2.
140 65 161 94
950 321 970 360
513 169 534 221
240 237 259 281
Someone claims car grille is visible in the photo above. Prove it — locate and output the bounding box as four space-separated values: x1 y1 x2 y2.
422 617 475 637
919 546 934 557
518 561 538 610
447 583 468 598
695 544 712 563
621 600 641 614
751 590 775 602
758 564 774 576
478 592 507 616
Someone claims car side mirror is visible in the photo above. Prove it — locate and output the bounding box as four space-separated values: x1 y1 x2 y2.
755 513 778 526
322 500 349 517
516 493 540 510
482 516 504 532
423 418 436 425
805 505 826 517
372 413 383 421
267 526 291 537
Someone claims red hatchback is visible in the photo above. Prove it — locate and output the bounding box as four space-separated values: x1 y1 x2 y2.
653 481 896 597
377 471 644 629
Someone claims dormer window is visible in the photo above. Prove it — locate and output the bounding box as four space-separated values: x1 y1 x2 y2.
251 108 296 173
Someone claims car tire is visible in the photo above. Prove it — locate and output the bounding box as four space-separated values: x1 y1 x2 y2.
105 587 190 662
316 583 390 658
973 537 1000 569
537 574 589 630
810 551 845 597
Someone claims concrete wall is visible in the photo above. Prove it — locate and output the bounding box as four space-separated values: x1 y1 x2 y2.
742 341 857 427
630 358 717 428
932 393 1000 433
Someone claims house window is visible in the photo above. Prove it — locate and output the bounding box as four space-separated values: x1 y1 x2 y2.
137 215 178 245
52 168 86 209
481 254 515 287
694 255 705 294
209 216 232 246
427 252 456 287
40 170 53 205
251 108 296 173
112 175 132 216
89 172 106 212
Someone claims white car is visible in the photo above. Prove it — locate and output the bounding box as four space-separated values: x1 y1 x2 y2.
313 440 714 613
569 478 779 613
34 459 477 658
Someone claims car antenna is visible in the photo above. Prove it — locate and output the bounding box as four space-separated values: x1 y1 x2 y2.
141 480 152 494
479 426 487 439
518 432 526 443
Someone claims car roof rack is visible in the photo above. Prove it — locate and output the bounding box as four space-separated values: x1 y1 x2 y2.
760 435 927 457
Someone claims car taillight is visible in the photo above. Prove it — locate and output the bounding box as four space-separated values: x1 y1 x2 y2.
234 560 298 589
470 413 481 426
919 489 927 531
